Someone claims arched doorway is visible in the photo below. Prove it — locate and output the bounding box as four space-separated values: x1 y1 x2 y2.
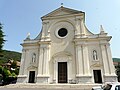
52 52 73 83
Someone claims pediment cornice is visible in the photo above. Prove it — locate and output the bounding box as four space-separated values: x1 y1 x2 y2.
27 65 37 70
42 6 84 19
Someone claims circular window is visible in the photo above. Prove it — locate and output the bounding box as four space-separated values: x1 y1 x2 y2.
58 28 68 37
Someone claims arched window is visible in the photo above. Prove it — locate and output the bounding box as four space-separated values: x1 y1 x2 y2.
32 53 36 63
93 50 98 60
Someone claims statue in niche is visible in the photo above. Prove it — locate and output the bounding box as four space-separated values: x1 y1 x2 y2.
93 50 98 60
32 53 36 63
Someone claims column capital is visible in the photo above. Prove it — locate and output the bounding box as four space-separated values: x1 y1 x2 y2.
75 16 84 21
42 21 49 25
75 42 88 47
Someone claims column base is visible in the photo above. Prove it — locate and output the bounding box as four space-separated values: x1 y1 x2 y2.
36 75 50 84
69 79 76 84
104 75 117 83
76 75 92 84
17 75 27 83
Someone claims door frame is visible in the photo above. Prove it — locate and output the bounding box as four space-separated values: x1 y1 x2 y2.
52 53 72 83
58 62 68 83
93 70 102 83
28 71 35 83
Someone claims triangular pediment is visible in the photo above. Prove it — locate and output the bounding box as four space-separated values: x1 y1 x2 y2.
42 6 84 18
91 62 102 67
27 65 37 70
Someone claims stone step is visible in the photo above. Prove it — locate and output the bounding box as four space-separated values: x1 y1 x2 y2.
0 83 102 89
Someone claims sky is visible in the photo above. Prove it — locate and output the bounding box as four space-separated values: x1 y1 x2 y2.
0 0 120 58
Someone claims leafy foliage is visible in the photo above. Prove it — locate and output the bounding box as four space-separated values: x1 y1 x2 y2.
2 68 11 82
0 66 2 74
11 61 17 68
11 72 17 77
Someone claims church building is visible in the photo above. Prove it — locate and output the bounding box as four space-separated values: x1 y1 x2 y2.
17 6 117 84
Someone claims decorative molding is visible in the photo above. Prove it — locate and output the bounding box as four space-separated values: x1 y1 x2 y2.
42 21 49 25
27 65 37 70
90 62 102 67
17 75 27 77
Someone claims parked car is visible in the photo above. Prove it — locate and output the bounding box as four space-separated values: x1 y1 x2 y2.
92 82 120 90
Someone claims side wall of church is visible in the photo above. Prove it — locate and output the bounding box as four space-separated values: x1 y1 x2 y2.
88 41 104 83
88 40 117 83
17 44 39 83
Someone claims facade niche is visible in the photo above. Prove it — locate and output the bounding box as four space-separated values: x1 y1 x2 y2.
32 53 36 63
93 50 98 60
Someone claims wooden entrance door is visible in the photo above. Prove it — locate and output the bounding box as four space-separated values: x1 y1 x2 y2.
93 70 102 83
58 62 67 83
28 71 35 83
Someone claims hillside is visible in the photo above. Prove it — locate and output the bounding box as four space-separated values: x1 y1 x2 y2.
0 50 21 65
113 58 120 62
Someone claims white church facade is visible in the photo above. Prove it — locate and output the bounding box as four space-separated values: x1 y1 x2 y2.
17 6 117 84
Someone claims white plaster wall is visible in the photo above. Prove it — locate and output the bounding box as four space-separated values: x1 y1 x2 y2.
88 41 106 83
22 45 39 82
88 42 103 66
48 19 76 82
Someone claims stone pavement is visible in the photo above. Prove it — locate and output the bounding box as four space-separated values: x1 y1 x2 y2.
0 83 102 90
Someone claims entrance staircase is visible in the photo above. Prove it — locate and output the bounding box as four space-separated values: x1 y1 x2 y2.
0 83 102 90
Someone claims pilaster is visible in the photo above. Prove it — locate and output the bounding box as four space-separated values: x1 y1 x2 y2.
75 42 91 83
43 45 50 75
53 60 57 83
75 16 86 38
82 44 90 75
75 45 84 76
106 44 116 75
41 20 50 41
80 19 85 36
37 46 44 75
19 49 26 75
100 44 110 75
75 17 81 36
103 44 117 82
23 49 29 75
17 49 28 83
37 43 50 83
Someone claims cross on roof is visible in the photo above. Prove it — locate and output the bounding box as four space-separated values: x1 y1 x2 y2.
61 3 63 7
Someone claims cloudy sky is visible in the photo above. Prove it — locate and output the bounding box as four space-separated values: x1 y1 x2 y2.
0 0 120 58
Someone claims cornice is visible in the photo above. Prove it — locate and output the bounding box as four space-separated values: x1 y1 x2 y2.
41 6 84 20
38 41 51 45
74 36 112 42
42 13 84 20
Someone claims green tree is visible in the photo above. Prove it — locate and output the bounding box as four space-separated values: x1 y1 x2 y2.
0 23 5 53
11 72 17 77
14 68 19 75
3 68 11 77
2 68 11 82
0 65 2 74
11 61 17 68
